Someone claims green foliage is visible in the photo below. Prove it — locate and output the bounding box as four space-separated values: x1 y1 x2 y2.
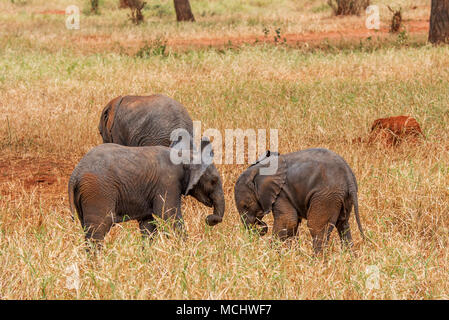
396 30 409 45
262 27 286 44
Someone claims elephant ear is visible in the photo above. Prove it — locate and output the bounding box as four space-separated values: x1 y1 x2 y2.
99 96 123 142
252 150 280 166
184 137 214 195
251 154 286 214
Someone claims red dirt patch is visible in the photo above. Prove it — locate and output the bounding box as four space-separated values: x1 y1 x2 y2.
368 116 424 146
37 10 66 15
167 20 429 48
0 156 74 202
24 172 57 189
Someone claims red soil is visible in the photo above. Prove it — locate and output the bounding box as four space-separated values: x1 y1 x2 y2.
37 10 66 15
0 156 73 202
166 20 429 48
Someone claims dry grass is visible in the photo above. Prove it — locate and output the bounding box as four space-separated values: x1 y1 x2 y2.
0 0 448 299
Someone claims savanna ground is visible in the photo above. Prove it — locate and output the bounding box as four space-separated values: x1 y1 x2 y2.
0 0 448 299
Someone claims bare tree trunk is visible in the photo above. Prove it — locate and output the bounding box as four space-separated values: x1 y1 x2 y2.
328 0 370 16
174 0 195 22
429 0 449 44
388 6 402 33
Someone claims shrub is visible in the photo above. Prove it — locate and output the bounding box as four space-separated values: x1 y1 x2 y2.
135 39 167 58
90 0 99 14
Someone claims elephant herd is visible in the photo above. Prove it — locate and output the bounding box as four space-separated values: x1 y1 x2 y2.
68 94 364 254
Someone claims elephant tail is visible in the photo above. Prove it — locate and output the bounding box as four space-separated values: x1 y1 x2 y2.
68 175 83 225
351 189 365 240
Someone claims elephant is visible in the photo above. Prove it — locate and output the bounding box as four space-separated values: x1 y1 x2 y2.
98 94 193 147
234 148 364 254
68 138 225 245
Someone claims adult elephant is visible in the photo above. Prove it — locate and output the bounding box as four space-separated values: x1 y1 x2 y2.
98 94 193 147
234 149 364 254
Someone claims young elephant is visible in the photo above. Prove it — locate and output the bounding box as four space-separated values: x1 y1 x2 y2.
98 94 193 147
68 140 225 244
234 148 364 254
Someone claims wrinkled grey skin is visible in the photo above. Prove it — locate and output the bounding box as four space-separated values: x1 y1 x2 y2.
68 140 225 244
98 94 193 147
234 148 364 254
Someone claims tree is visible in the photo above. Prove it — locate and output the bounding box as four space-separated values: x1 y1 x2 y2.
328 0 370 16
174 0 195 22
429 0 449 44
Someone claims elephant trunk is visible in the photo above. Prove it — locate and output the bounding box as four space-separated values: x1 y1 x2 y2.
241 215 268 236
255 219 268 236
205 189 225 226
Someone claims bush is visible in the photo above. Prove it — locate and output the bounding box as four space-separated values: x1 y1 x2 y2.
90 0 99 14
135 39 167 58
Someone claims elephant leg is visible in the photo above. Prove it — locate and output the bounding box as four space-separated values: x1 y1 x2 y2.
336 219 353 249
153 193 185 238
272 198 299 243
306 195 341 255
82 206 114 251
138 217 158 240
78 174 115 250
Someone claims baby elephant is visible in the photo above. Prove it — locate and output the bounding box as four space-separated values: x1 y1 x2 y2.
68 139 225 245
234 148 364 254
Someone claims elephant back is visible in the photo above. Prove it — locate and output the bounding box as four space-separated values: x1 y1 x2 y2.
111 94 194 147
